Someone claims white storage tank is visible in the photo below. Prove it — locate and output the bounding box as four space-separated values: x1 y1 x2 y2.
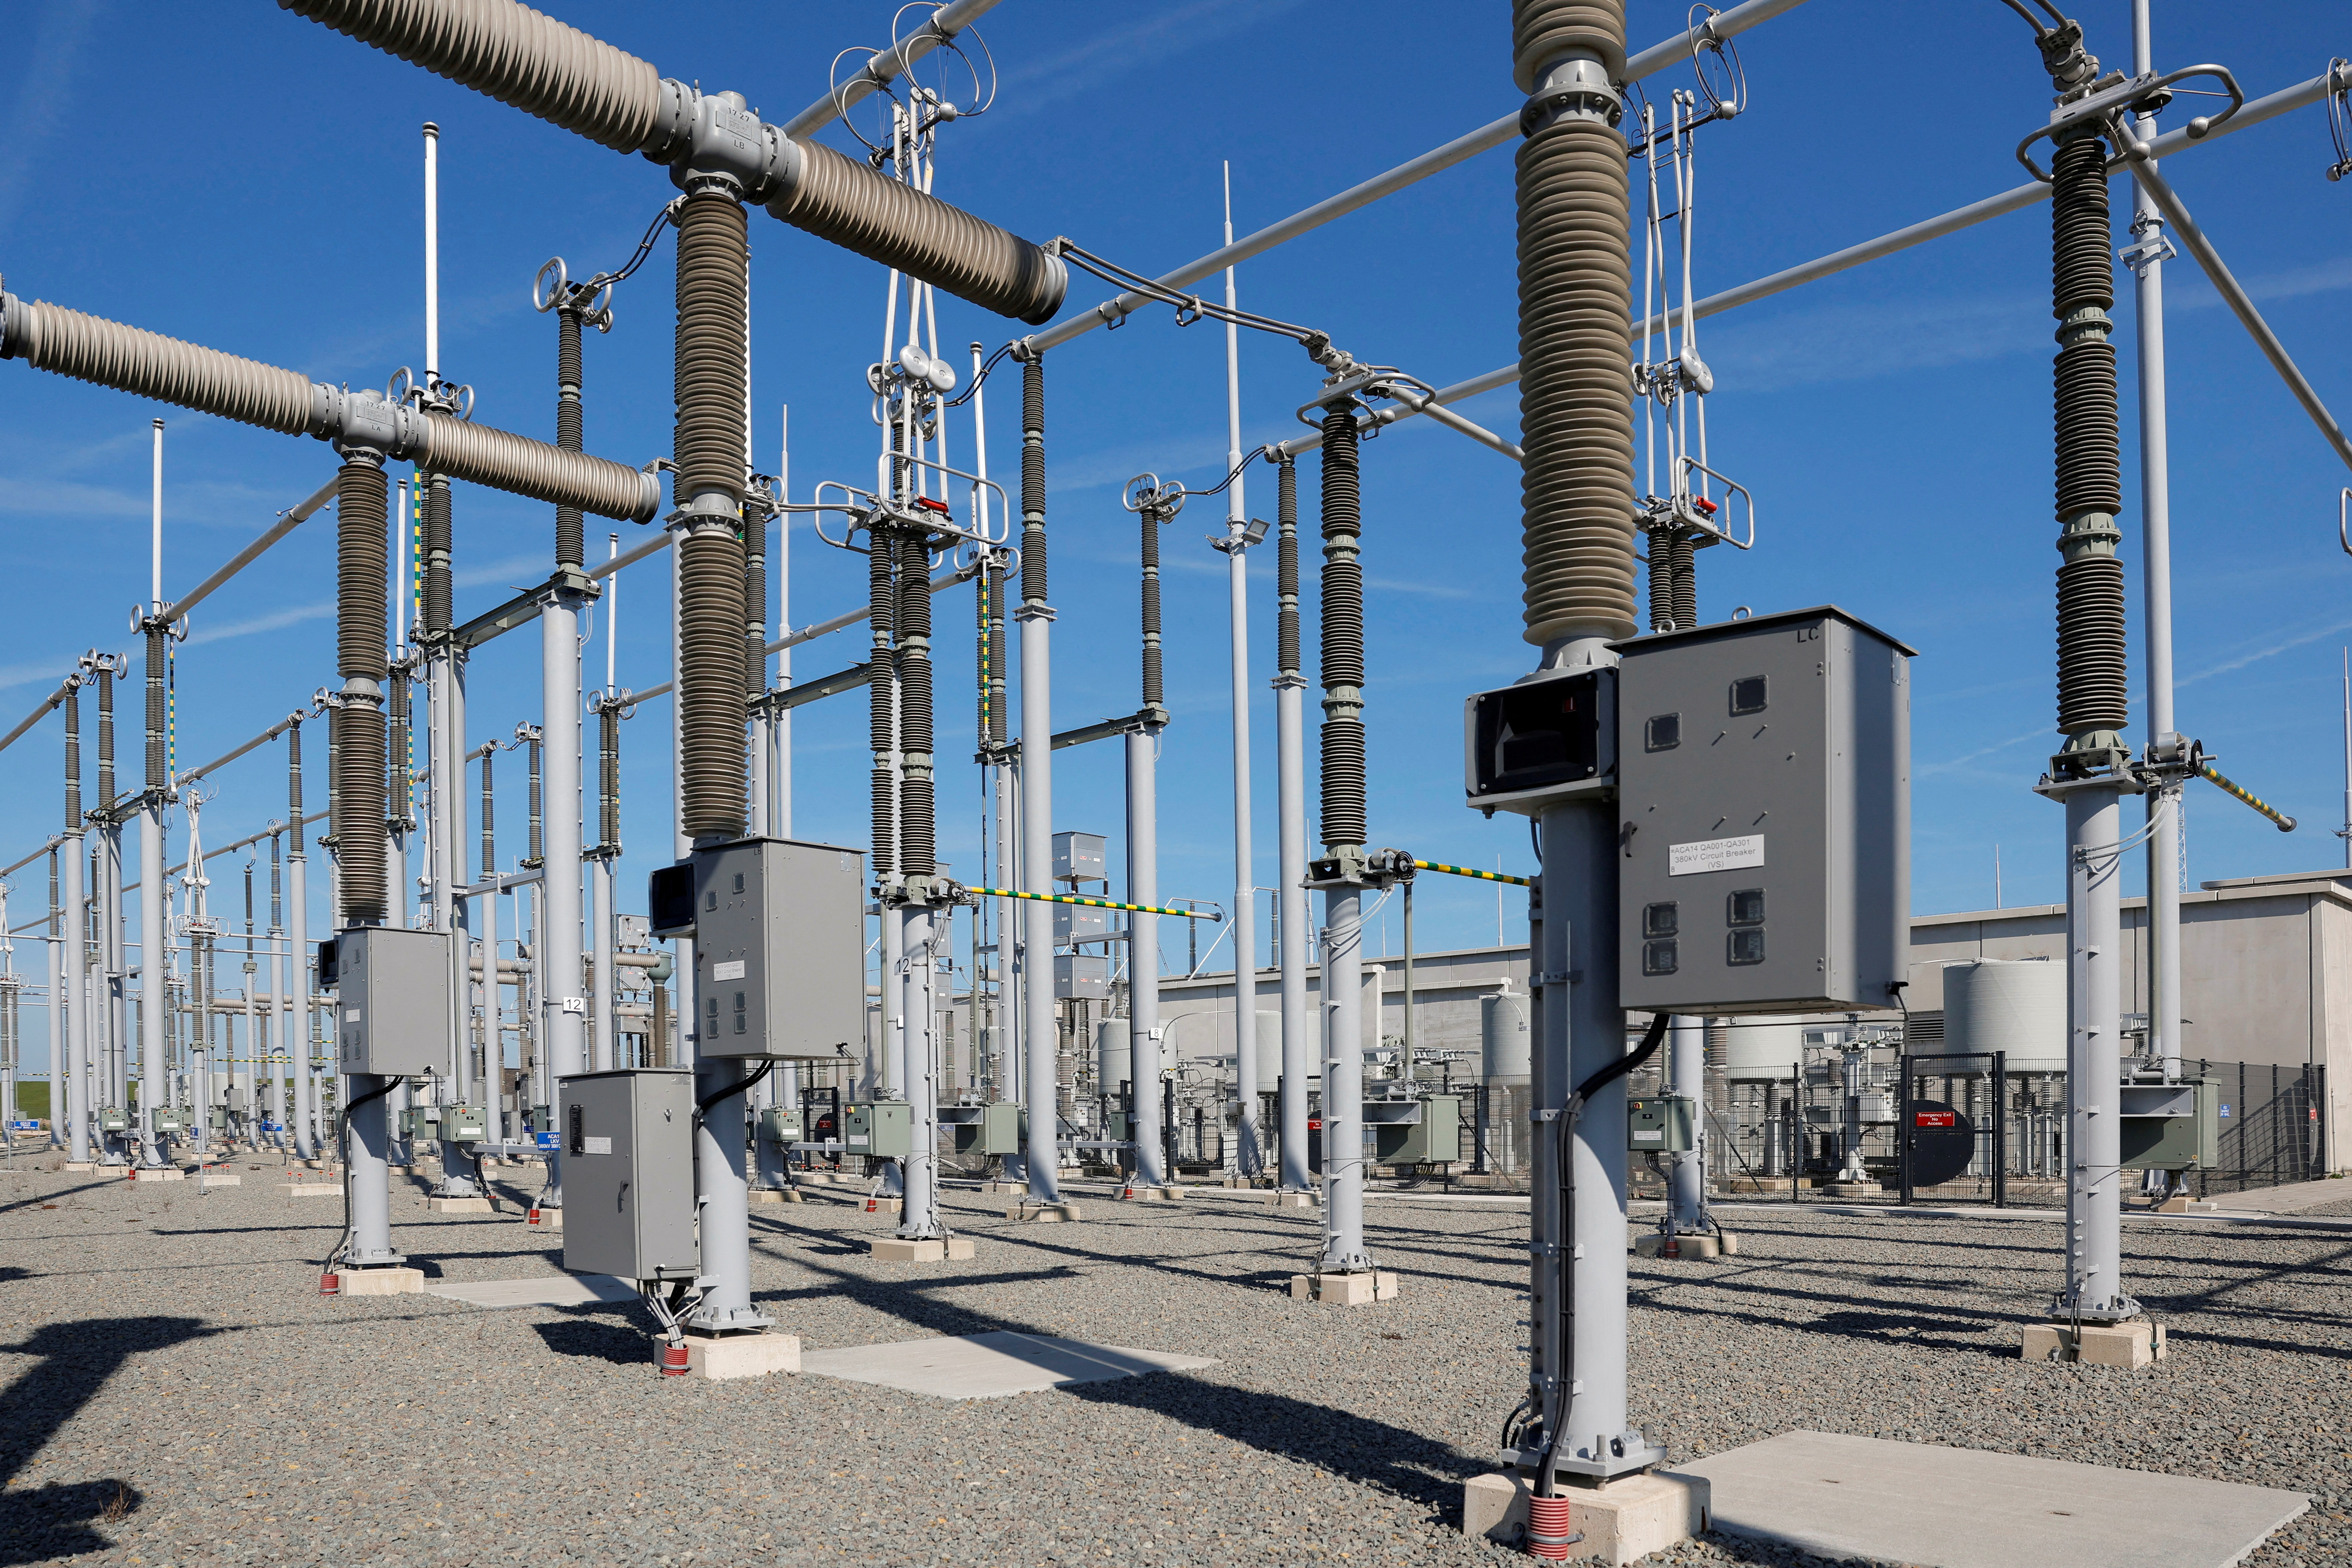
1721 1017 1805 1081
1094 1017 1131 1096
1482 983 1531 1081
1944 958 2066 1075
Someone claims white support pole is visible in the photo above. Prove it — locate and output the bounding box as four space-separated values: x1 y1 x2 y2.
1221 163 1261 1179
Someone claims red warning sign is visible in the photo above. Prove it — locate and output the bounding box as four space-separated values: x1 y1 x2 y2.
1915 1110 1957 1128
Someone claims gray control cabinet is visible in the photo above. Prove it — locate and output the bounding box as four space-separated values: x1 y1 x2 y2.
328 925 453 1076
1628 1096 1696 1153
1371 1095 1461 1165
559 1068 697 1282
844 1100 914 1159
1616 607 1912 1015
690 836 866 1060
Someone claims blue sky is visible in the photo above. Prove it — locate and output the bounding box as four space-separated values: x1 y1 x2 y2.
3 1 2350 1038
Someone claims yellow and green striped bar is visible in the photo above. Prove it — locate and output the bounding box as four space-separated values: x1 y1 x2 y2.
2197 763 2296 833
1412 859 1531 888
969 886 1220 920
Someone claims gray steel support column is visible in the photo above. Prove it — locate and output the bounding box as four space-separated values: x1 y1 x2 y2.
1537 790 1637 1471
136 800 167 1167
44 934 63 1152
287 838 315 1160
897 903 945 1238
687 1059 768 1331
882 901 907 1101
1126 724 1167 1190
2130 0 2182 1079
591 855 615 1073
2062 786 2134 1320
62 834 89 1163
1274 674 1311 1191
1667 1016 1705 1234
1017 604 1060 1202
538 593 585 1206
1318 885 1368 1266
996 761 1025 1181
102 829 127 1138
343 1072 401 1265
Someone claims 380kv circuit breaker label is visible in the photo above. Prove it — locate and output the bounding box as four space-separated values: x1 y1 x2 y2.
1669 833 1765 877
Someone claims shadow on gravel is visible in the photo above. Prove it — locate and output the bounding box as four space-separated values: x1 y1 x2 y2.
0 1315 209 1564
532 1316 654 1367
1058 1370 1484 1523
0 1181 121 1217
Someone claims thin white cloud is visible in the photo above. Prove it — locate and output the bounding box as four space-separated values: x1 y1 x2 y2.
184 600 334 647
0 2 99 231
992 0 1313 120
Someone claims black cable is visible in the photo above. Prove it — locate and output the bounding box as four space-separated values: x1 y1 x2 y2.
591 198 681 292
1056 243 1327 346
698 1059 776 1116
944 340 1017 409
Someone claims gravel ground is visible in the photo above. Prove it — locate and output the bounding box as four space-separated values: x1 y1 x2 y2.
2 1156 2347 1567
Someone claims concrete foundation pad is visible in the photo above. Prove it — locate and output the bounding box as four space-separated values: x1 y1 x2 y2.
870 1236 978 1263
1634 1233 1723 1260
981 1180 1025 1194
2155 1196 2221 1215
683 1331 800 1381
130 1168 186 1182
747 1188 803 1205
1268 1191 1318 1209
337 1266 425 1297
1676 1428 2304 1568
527 1206 563 1228
1121 1185 1184 1202
1288 1270 1401 1305
2023 1318 2166 1367
801 1330 1214 1400
281 1183 340 1197
1008 1202 1082 1223
1821 1180 1882 1197
795 1170 850 1186
190 1172 242 1186
864 1196 902 1214
1462 1469 1706 1563
64 1162 99 1172
425 1274 637 1310
426 1196 494 1214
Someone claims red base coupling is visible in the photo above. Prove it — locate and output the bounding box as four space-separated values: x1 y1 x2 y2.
864 1198 878 1213
1663 1234 1681 1260
659 1341 691 1377
1526 1494 1581 1560
317 1271 340 1296
1122 1186 1136 1200
528 1208 541 1224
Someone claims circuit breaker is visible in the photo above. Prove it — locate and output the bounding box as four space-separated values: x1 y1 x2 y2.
1627 1096 1696 1153
1371 1095 1461 1165
321 925 454 1076
1053 900 1110 944
843 1100 914 1160
2119 1078 2219 1171
1053 831 1106 883
1055 954 1110 999
1616 607 1912 1015
940 1100 1021 1155
649 836 866 1060
558 1068 697 1282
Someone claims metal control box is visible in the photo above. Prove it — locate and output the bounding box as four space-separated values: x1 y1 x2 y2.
1053 899 1110 944
401 1104 442 1141
1627 1096 1696 1153
758 1105 805 1145
843 1100 913 1159
1053 831 1106 883
1371 1094 1461 1166
2119 1078 2219 1171
1055 953 1110 999
1616 608 1912 1015
558 1068 697 1282
442 1104 487 1141
323 925 454 1076
681 836 866 1060
941 1100 1021 1155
